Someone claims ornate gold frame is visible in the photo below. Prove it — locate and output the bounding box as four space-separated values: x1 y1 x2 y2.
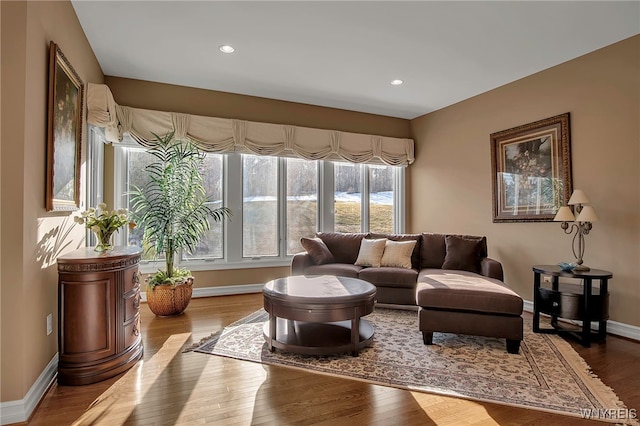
490 113 572 222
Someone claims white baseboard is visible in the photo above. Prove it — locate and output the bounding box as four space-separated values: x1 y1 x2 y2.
0 353 58 425
140 283 264 302
523 300 640 341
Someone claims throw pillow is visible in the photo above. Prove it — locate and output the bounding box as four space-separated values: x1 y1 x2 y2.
380 240 417 269
316 232 367 264
354 238 387 268
442 235 483 273
300 237 335 265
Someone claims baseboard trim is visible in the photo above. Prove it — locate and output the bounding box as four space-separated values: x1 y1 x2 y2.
0 353 58 425
523 300 640 341
140 283 264 302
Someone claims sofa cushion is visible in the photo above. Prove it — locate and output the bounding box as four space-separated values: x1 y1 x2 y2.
317 232 368 264
359 267 418 289
416 269 523 316
355 238 387 267
300 237 335 265
420 233 446 268
421 233 488 269
442 235 485 273
380 240 417 269
370 233 421 269
304 263 364 279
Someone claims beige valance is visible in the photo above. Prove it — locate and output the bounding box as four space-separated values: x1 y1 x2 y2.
86 83 414 166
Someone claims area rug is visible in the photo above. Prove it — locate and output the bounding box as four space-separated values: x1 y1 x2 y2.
187 308 637 424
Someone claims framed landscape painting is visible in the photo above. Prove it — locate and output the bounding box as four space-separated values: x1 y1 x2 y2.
490 113 572 222
46 41 84 211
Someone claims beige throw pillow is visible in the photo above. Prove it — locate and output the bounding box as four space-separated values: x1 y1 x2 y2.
380 239 417 269
354 238 387 268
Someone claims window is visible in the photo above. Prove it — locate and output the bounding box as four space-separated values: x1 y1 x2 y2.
243 155 278 257
85 126 105 246
286 158 318 255
113 140 404 272
368 165 394 234
184 154 224 260
334 163 363 233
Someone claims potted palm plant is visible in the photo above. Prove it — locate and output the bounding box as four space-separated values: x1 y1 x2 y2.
129 132 230 316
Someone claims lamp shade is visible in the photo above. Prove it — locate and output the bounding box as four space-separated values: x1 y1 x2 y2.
568 189 590 205
553 206 576 222
576 205 599 223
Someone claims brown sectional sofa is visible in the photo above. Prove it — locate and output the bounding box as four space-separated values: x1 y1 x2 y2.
291 232 524 353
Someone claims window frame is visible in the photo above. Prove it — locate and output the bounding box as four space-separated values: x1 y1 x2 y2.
111 140 405 274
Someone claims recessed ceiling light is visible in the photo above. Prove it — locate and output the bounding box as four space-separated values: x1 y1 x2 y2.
390 79 404 86
219 45 235 54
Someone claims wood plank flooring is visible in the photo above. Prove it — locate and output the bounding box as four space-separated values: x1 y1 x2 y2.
24 294 639 425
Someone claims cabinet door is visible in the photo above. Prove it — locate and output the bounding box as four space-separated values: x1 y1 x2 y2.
59 273 116 362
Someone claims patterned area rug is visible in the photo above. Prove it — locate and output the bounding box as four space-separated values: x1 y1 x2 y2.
187 308 636 424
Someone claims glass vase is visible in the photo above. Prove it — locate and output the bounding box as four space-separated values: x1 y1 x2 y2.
94 231 114 252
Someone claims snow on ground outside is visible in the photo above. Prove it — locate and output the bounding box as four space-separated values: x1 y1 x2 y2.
242 191 393 205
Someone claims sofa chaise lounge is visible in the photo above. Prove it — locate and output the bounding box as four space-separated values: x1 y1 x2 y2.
291 232 524 353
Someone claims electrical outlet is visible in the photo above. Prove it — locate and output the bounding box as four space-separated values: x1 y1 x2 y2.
542 275 552 283
46 314 53 335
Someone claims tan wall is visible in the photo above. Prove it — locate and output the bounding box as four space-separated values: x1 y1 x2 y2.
409 35 640 327
103 77 412 291
1 1 103 402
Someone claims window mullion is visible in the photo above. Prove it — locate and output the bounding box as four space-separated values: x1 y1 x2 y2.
318 161 334 232
278 158 287 258
361 165 370 233
394 167 406 233
226 153 243 262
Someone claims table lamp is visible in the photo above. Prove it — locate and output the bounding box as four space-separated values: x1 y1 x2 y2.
553 189 599 271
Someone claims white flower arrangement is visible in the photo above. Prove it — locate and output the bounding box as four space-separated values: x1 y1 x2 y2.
74 203 134 251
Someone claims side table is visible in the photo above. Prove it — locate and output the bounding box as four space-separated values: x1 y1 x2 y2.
532 265 612 347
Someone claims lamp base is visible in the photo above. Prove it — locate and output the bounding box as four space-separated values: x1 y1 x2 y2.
572 264 591 272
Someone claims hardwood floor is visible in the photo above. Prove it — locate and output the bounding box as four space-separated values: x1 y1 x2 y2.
24 294 639 425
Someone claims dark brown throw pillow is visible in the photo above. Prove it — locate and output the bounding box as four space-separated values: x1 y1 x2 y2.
316 232 367 264
300 237 335 265
442 235 483 273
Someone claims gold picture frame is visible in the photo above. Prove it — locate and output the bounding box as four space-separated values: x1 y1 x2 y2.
490 113 572 222
46 41 84 211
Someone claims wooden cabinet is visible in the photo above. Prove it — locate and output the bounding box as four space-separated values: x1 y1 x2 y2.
57 246 143 385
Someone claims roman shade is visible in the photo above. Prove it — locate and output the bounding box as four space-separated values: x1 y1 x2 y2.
86 83 414 166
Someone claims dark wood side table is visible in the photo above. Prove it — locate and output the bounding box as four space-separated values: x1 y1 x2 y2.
532 265 612 347
57 246 143 385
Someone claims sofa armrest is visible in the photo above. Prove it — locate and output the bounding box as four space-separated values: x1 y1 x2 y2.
481 257 504 281
291 252 314 275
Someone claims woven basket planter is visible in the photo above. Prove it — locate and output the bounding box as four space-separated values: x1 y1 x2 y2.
146 277 194 316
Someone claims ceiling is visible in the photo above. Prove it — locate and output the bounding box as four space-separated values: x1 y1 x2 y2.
72 1 640 120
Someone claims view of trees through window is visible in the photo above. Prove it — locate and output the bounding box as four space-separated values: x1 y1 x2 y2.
287 158 318 254
243 155 278 257
369 165 394 233
126 147 224 261
334 163 362 233
121 146 398 264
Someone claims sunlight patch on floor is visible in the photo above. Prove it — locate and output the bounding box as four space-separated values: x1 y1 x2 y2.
410 390 497 425
72 333 192 425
